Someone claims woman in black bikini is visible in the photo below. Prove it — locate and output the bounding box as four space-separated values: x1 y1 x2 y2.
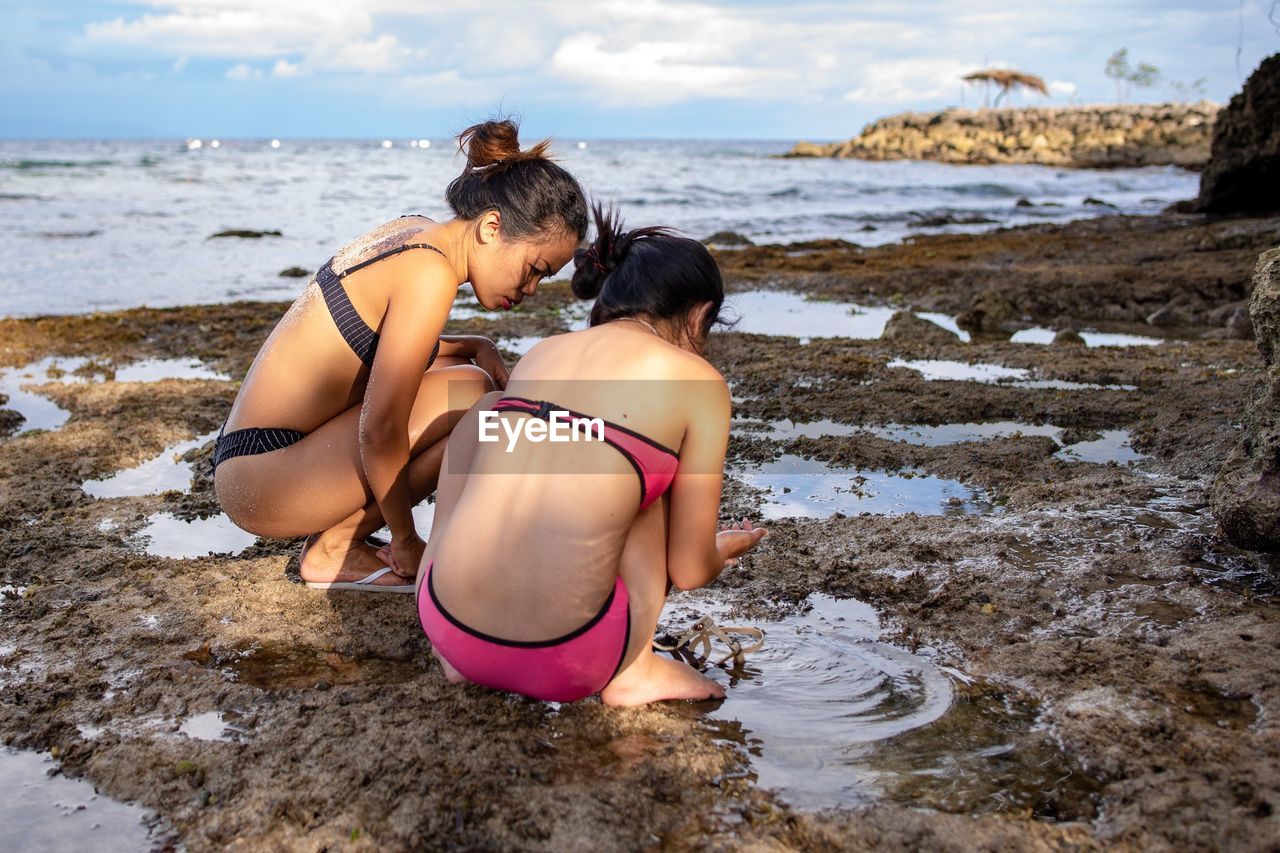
214 119 587 591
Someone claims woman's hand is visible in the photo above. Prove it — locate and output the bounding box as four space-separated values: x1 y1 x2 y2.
384 534 426 580
472 338 510 390
716 518 768 567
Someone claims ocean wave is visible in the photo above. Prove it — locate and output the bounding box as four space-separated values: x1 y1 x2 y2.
2 158 115 170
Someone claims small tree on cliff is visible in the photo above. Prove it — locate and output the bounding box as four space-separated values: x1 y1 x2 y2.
1105 48 1161 102
962 69 1049 107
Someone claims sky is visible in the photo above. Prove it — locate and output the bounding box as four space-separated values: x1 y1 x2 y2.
2 0 1278 140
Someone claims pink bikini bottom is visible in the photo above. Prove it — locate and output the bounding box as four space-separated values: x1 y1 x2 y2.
418 561 631 703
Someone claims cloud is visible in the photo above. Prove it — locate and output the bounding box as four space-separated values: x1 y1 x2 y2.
844 58 977 103
271 58 300 77
1050 80 1077 96
224 62 261 81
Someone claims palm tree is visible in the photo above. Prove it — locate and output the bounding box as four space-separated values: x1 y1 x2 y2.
962 69 1049 107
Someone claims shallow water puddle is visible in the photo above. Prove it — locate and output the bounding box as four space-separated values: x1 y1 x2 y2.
662 594 1100 814
1054 429 1145 464
0 748 156 852
221 645 420 690
734 454 992 519
742 419 1145 465
178 710 247 742
726 291 965 342
82 429 219 498
888 358 1136 390
1010 327 1163 347
497 335 544 357
0 356 229 434
133 512 257 559
662 595 952 808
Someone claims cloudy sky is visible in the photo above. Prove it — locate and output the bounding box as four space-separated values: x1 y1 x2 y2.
3 0 1277 139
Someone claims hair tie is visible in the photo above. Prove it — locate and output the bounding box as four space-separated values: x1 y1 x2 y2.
586 245 607 274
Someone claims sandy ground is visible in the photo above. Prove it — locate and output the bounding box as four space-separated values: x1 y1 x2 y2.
1 212 1278 851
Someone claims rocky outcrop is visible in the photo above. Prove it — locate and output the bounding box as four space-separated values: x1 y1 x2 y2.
880 311 961 344
1196 54 1280 213
785 103 1218 168
1211 247 1280 552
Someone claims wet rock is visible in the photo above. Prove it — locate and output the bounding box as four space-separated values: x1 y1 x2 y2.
1227 305 1255 340
779 140 829 158
1145 305 1182 328
880 311 961 345
1015 197 1035 208
0 403 22 438
702 231 755 247
1196 53 1280 214
1211 247 1280 552
782 103 1217 167
858 224 878 232
956 290 1019 334
1052 329 1086 346
1082 197 1116 208
208 229 282 239
278 266 311 278
912 212 998 227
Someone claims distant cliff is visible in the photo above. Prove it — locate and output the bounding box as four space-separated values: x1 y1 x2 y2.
785 102 1219 168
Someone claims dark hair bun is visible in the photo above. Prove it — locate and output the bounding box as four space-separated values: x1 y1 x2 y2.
571 204 624 300
445 116 587 241
570 202 729 344
456 119 550 174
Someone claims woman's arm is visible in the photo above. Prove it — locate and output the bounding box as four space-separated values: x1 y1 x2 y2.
360 253 457 573
436 335 509 389
665 371 765 590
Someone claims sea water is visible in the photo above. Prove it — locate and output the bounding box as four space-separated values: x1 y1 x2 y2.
0 139 1197 317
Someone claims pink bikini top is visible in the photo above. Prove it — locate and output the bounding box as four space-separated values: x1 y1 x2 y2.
492 396 679 510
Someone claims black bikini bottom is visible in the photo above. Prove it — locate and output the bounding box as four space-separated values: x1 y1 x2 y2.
212 426 307 472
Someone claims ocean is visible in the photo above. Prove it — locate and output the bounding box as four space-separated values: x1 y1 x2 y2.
0 138 1198 318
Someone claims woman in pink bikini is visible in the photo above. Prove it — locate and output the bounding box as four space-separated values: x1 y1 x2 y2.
415 206 768 706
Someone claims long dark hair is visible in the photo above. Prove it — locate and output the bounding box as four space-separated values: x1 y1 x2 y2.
445 118 588 241
571 204 730 344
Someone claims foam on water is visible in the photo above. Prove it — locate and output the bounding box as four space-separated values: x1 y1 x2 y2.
133 512 257 559
82 429 219 498
734 454 992 519
0 748 155 852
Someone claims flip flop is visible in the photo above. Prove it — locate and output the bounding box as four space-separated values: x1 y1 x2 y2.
304 566 415 594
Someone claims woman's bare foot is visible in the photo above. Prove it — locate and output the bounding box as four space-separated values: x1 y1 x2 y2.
432 648 468 684
600 651 725 707
298 533 407 587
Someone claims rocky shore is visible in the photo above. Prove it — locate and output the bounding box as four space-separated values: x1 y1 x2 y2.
785 102 1218 168
1 208 1278 850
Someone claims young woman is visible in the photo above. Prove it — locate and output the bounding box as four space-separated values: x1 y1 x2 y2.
214 119 587 592
416 206 768 706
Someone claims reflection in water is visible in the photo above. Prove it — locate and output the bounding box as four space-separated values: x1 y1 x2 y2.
133 512 257 559
82 430 219 498
1010 327 1163 347
888 358 1136 391
733 454 993 519
662 594 1102 816
726 291 967 343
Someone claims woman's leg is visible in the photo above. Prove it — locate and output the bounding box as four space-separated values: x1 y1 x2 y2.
600 497 725 706
215 365 494 585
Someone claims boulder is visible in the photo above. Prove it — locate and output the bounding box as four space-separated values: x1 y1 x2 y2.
880 311 962 345
1145 305 1183 327
1052 329 1086 346
278 266 311 278
1210 248 1280 552
701 231 755 247
956 290 1019 334
1196 53 1280 213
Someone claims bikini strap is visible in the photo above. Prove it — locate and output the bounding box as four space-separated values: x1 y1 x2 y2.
337 243 446 280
